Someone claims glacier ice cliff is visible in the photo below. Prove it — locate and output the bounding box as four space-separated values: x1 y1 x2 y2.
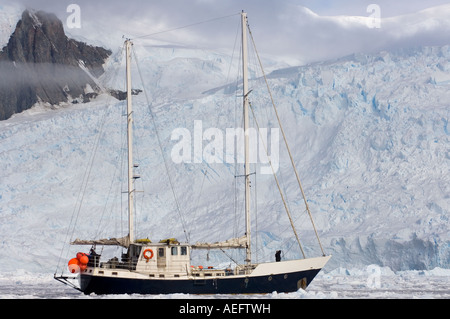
0 13 448 272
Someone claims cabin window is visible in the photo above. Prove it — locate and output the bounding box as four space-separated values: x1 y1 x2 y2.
171 247 178 256
180 246 187 255
158 248 165 257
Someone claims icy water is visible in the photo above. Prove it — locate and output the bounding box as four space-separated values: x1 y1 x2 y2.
0 268 449 299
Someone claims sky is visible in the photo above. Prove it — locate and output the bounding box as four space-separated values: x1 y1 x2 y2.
3 0 450 65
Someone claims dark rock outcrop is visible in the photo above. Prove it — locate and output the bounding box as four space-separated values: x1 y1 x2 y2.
0 10 112 120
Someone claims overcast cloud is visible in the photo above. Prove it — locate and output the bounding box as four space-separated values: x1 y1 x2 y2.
4 0 450 65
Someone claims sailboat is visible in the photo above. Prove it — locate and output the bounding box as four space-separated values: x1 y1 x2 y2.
54 12 330 295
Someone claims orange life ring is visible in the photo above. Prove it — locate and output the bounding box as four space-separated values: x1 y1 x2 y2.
143 249 154 262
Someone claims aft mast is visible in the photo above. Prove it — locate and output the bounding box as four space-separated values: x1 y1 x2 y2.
125 39 135 245
241 11 251 266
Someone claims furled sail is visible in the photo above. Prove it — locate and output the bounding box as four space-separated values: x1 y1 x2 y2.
192 235 247 249
71 235 130 248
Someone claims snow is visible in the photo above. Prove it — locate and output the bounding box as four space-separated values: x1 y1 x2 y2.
0 4 449 299
0 2 22 48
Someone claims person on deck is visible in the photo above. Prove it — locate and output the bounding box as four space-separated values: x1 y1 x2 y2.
275 250 282 262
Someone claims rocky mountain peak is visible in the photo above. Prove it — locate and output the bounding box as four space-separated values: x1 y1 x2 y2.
3 10 65 63
0 9 112 120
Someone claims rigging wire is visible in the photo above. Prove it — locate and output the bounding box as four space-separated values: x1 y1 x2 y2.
94 48 127 241
249 103 306 259
55 83 122 276
247 22 326 257
253 148 259 263
131 45 190 243
233 39 243 245
180 15 242 247
131 13 241 41
55 45 127 275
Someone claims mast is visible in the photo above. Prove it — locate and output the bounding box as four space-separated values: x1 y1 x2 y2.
241 12 251 265
125 39 135 244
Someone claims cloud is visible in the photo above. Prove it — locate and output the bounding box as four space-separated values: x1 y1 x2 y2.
4 0 450 65
262 2 450 64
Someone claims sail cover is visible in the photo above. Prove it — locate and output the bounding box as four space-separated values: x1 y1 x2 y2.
71 235 247 250
71 236 130 248
192 236 247 249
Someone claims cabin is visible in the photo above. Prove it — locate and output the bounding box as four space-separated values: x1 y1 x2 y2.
83 239 234 279
134 242 191 277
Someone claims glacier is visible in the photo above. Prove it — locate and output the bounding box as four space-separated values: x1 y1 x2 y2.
0 41 448 276
0 3 449 288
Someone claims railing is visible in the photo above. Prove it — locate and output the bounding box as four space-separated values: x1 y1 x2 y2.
91 255 139 271
87 255 256 276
